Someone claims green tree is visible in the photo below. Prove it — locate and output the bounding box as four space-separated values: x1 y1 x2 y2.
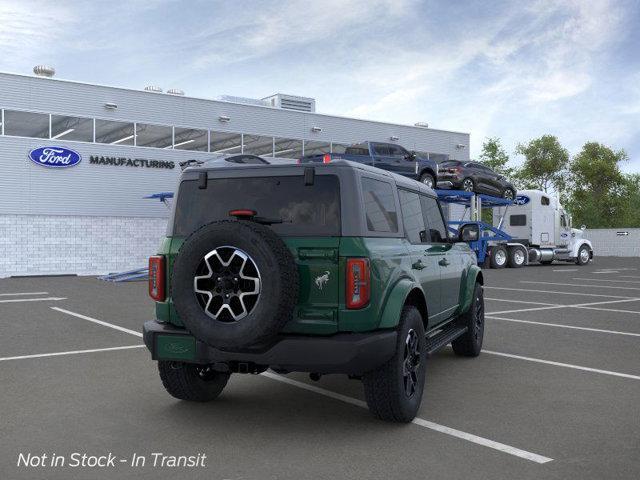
515 135 569 193
566 142 628 228
479 137 515 177
619 174 640 227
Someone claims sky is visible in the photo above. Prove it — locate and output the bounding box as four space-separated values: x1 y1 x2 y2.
1 0 639 171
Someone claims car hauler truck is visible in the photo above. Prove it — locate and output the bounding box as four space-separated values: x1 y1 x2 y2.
437 189 594 268
494 189 593 266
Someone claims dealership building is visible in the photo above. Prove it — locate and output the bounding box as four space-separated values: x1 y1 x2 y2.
0 68 470 277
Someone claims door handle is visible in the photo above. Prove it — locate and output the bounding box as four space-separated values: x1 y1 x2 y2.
412 259 425 270
439 257 450 267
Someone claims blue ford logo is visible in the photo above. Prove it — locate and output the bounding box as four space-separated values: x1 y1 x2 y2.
514 195 530 205
28 146 82 168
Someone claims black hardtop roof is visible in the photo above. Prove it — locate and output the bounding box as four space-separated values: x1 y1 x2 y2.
182 159 435 194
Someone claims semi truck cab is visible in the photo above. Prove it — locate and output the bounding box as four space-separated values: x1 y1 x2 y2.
495 189 593 265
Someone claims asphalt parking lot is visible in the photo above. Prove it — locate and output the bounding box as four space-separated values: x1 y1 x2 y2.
1 257 640 480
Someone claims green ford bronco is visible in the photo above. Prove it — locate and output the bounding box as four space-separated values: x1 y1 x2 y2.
144 159 484 422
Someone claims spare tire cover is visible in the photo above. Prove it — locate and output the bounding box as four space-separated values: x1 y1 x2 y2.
171 220 298 349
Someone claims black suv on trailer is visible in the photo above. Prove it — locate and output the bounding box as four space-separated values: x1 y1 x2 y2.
437 160 516 199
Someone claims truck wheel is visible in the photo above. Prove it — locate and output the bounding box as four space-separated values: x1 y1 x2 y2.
507 246 526 268
576 245 591 265
419 172 435 189
158 361 230 402
362 306 426 423
452 282 484 357
171 220 298 349
462 178 475 192
489 245 507 269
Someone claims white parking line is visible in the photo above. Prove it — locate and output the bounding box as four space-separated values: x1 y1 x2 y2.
486 298 559 306
486 286 637 299
0 292 49 296
574 306 640 315
0 345 145 362
572 278 640 284
520 281 640 291
617 275 640 279
487 298 640 316
487 316 640 337
552 269 578 272
482 350 640 381
262 372 553 464
0 297 66 304
51 307 143 337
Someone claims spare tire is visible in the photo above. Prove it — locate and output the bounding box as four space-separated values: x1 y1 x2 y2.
171 220 298 349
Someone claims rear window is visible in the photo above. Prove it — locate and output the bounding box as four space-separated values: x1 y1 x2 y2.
345 144 370 156
173 175 340 237
440 160 461 167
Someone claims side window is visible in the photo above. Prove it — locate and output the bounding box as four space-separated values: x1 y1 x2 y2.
510 214 527 226
420 195 448 243
373 144 390 156
361 178 398 233
541 196 550 206
399 190 427 243
560 215 567 228
387 145 405 158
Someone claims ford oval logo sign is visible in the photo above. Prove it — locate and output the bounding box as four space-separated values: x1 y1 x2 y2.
28 146 82 168
514 195 530 206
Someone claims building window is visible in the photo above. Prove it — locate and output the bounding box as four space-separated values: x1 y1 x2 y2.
210 131 242 154
331 143 350 154
3 110 50 139
50 114 94 142
95 119 135 145
135 123 173 148
243 135 274 156
173 127 208 151
361 177 398 233
303 140 331 156
273 137 303 159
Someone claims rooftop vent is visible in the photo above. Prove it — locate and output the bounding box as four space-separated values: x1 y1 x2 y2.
414 122 429 128
217 95 270 107
144 85 163 93
262 93 316 113
167 88 185 96
33 65 55 78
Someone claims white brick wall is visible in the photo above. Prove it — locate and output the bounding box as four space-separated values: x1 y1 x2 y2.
0 214 168 277
583 228 640 257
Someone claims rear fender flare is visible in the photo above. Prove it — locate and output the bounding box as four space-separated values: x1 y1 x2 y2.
458 265 483 315
378 278 425 329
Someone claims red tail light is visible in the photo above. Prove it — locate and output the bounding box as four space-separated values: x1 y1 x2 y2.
149 255 165 301
322 153 332 164
229 209 257 218
346 258 370 309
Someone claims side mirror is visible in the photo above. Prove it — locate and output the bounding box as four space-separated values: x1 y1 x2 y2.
459 223 479 242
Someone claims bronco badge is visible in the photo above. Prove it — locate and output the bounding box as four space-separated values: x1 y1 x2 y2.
315 271 330 290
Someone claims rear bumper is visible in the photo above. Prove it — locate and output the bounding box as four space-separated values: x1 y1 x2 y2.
143 320 397 375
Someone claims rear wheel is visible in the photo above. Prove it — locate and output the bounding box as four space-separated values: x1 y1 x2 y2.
158 361 230 402
462 178 475 192
452 282 484 357
419 172 435 189
362 306 426 423
489 245 507 269
502 188 515 200
507 246 526 268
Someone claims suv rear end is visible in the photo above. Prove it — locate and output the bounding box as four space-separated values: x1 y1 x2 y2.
144 162 396 375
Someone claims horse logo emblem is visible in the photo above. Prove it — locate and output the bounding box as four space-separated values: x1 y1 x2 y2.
315 271 330 290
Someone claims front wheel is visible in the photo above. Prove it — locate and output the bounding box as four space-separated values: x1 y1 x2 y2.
461 178 475 192
452 282 484 357
158 361 230 402
576 245 591 265
502 188 516 200
419 172 435 189
362 306 426 422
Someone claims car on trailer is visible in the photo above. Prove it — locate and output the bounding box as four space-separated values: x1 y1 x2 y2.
144 159 484 423
436 160 517 200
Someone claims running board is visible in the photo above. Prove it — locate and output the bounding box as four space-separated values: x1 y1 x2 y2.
425 325 468 356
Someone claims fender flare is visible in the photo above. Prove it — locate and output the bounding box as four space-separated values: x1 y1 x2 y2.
458 265 483 315
378 278 425 329
571 239 593 258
